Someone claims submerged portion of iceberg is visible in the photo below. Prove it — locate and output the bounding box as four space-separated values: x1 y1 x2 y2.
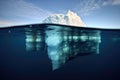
43 10 86 27
25 24 101 70
45 25 101 70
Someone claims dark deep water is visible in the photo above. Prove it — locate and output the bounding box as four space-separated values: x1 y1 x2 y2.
0 24 120 80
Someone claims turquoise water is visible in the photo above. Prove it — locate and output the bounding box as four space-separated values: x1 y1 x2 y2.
0 24 120 80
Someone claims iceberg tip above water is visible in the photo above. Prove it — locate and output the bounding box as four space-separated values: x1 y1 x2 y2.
43 10 86 27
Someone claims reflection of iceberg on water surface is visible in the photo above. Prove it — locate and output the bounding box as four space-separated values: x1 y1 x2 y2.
25 28 46 51
25 24 101 70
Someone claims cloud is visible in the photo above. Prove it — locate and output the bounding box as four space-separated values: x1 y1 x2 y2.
0 0 52 27
103 0 120 6
0 20 29 27
74 0 120 16
112 0 120 5
0 20 18 27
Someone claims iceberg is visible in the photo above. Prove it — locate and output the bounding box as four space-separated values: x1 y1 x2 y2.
43 10 86 27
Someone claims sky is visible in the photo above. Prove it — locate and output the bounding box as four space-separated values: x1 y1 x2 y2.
0 0 120 28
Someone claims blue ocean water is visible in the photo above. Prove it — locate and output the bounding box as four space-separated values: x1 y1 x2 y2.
0 24 120 80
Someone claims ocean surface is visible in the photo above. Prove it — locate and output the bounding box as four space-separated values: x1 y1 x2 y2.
0 24 120 80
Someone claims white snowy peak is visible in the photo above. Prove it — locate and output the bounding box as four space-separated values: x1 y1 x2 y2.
43 10 86 27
